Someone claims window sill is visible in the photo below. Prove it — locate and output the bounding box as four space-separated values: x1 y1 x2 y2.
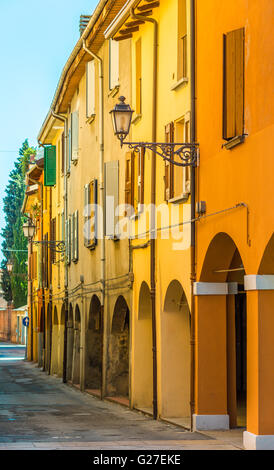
86 114 95 124
132 114 142 125
171 77 189 91
222 134 246 150
168 193 190 204
108 85 120 98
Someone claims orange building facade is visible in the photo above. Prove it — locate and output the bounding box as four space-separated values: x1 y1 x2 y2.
194 0 274 449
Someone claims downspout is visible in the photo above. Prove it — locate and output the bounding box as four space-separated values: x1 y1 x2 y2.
190 0 196 432
28 175 44 367
82 40 105 399
50 110 69 383
130 7 158 420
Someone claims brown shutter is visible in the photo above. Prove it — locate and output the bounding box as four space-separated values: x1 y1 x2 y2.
223 28 244 140
125 151 134 214
138 147 145 206
164 122 174 201
50 219 56 264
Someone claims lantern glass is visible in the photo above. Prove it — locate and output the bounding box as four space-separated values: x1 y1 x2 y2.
7 260 13 273
23 221 35 239
110 96 134 142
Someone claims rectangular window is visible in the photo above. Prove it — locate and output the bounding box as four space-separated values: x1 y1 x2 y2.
109 39 119 90
71 210 79 262
61 131 65 174
177 0 187 80
223 28 245 140
84 180 98 249
135 38 142 115
86 60 95 118
125 151 135 216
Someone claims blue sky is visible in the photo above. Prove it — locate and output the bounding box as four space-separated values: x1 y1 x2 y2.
0 0 97 260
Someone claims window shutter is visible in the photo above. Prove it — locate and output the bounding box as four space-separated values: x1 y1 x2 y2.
136 38 142 115
125 151 134 214
37 245 42 288
105 161 119 237
71 111 79 160
74 211 79 261
138 147 145 208
109 39 119 90
68 127 71 171
223 28 244 140
50 219 56 264
178 0 187 79
44 146 56 186
164 122 174 201
86 61 95 118
84 184 90 247
61 132 65 174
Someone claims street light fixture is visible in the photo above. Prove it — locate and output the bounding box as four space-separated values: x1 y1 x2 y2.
110 96 199 167
22 218 65 253
7 259 13 273
22 220 35 239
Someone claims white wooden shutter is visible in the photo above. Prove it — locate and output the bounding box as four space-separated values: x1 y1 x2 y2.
71 111 79 160
86 61 95 118
109 39 119 90
74 210 79 261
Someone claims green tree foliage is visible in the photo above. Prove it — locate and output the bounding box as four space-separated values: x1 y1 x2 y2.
1 140 36 307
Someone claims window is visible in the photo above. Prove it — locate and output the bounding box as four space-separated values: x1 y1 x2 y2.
70 111 79 161
61 132 65 174
177 0 187 80
84 179 98 249
86 60 95 118
71 211 79 262
135 38 142 115
124 150 144 216
165 116 191 201
223 28 245 141
109 39 119 90
43 233 49 287
125 152 134 215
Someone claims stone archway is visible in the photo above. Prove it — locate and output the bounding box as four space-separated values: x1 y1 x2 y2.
72 304 81 385
108 296 130 398
66 303 74 382
51 306 59 375
195 232 246 430
59 303 66 378
133 282 153 412
161 280 190 425
85 295 102 392
45 303 52 373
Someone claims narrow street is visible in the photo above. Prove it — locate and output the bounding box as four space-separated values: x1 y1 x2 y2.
0 342 243 450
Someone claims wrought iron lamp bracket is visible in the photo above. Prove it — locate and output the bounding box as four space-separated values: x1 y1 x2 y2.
31 240 66 253
119 139 199 167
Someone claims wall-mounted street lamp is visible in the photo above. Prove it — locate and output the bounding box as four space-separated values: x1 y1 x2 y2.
7 259 13 273
110 96 199 167
22 218 65 253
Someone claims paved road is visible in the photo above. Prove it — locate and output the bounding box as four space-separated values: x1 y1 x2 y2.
0 342 243 450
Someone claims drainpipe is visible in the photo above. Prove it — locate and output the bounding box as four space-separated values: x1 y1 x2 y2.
50 110 69 383
28 175 44 367
190 0 196 432
130 7 158 420
82 40 105 398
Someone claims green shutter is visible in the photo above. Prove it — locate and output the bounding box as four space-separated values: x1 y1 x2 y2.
44 146 56 186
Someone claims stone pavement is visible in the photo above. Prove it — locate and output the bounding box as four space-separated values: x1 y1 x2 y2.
0 343 244 450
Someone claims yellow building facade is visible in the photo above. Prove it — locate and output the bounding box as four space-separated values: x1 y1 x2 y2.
23 0 274 450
